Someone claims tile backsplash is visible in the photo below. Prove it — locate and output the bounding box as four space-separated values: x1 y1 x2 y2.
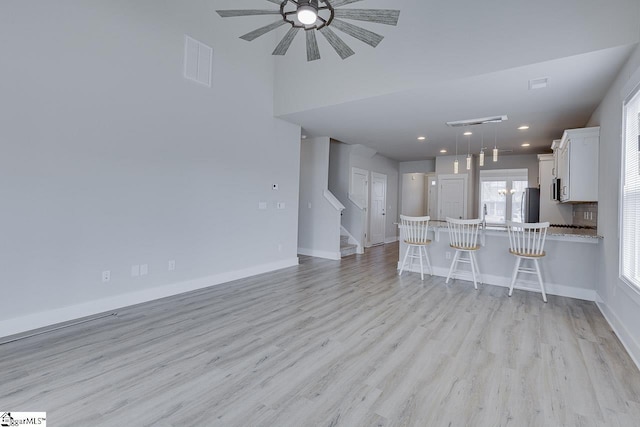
573 203 598 228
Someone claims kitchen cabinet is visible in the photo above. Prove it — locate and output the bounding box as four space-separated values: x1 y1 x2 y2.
538 154 572 223
556 127 600 203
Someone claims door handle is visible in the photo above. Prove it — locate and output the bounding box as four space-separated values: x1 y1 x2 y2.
382 213 385 215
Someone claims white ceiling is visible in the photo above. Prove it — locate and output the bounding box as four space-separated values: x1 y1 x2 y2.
215 0 640 161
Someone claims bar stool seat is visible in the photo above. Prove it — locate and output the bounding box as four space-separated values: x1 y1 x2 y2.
507 221 550 302
399 215 433 280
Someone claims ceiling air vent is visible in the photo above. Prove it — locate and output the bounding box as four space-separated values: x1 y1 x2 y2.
529 77 548 90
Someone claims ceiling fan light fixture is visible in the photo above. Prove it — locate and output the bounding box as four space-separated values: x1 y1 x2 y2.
297 5 318 25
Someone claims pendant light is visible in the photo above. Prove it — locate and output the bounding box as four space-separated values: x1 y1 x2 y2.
479 128 485 167
493 122 499 162
466 132 472 170
454 132 459 174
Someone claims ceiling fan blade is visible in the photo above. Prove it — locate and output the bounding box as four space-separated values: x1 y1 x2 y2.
273 27 301 56
306 30 321 62
330 0 365 7
240 20 287 41
330 18 383 47
319 27 355 59
217 9 281 18
333 9 400 25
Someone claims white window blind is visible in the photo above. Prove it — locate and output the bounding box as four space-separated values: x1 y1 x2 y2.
621 88 640 289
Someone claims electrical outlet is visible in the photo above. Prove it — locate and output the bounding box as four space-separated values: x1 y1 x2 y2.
140 264 148 276
445 252 452 260
168 260 176 271
131 265 140 277
102 270 111 283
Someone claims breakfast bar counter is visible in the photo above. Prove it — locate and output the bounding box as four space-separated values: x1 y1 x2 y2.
397 221 601 301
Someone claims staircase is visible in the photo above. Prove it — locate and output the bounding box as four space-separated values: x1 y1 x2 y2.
340 235 358 258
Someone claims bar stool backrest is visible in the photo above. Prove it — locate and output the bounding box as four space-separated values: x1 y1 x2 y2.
446 217 482 250
400 215 430 244
507 221 550 257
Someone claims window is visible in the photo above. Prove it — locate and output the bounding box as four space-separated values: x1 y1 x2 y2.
479 169 528 224
621 87 640 289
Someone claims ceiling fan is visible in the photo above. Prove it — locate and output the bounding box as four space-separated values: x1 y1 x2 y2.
216 0 400 61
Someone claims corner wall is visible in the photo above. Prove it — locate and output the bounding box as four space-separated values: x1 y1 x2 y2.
0 0 301 337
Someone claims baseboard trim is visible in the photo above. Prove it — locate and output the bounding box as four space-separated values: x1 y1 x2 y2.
596 299 640 372
397 263 596 302
385 236 399 244
0 257 299 339
298 248 341 261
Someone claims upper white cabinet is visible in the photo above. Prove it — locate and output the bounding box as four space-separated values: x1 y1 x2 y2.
556 127 600 203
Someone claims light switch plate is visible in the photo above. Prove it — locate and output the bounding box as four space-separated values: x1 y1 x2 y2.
259 202 268 210
140 264 148 276
131 265 140 277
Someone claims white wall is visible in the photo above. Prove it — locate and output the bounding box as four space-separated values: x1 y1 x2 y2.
0 0 301 337
298 137 341 259
587 42 640 368
401 174 426 216
399 160 436 175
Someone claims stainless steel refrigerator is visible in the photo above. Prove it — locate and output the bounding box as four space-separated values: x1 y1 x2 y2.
523 188 540 223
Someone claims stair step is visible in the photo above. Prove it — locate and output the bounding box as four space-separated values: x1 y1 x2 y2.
340 243 357 258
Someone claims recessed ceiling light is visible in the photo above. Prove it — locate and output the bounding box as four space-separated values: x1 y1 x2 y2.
440 149 447 153
521 143 531 147
463 131 473 136
301 135 307 139
418 136 426 141
518 125 530 130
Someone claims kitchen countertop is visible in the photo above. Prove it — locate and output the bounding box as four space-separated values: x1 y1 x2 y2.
418 220 602 240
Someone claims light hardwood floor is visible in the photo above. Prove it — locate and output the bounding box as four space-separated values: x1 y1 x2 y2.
1 243 640 426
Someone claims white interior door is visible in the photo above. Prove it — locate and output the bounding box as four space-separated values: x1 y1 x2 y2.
370 172 387 246
350 167 369 209
438 175 467 220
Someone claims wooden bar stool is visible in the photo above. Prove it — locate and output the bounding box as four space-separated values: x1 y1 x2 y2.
399 215 433 280
507 221 550 302
445 218 483 289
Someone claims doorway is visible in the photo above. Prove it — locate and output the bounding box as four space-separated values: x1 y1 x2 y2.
438 174 467 219
369 172 387 246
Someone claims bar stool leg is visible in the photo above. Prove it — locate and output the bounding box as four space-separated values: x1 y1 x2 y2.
418 246 424 281
446 251 459 283
399 245 411 276
469 252 478 290
471 252 482 285
534 259 548 303
423 246 433 276
509 257 521 297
